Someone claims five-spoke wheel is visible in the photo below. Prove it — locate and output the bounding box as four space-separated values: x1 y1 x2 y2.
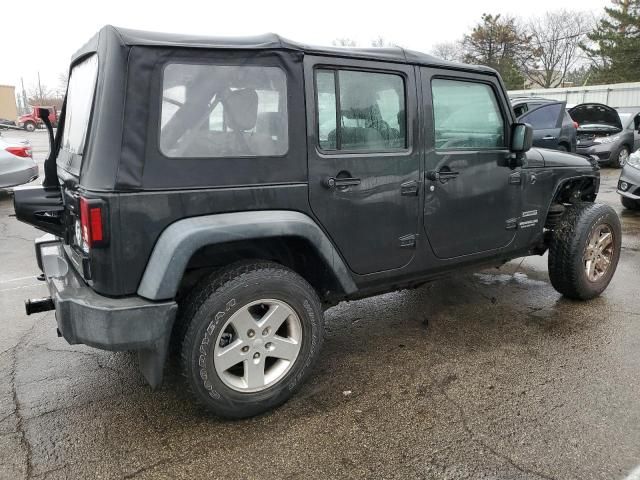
214 299 302 392
180 262 324 419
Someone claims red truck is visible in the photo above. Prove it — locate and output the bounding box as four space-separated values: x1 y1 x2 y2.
17 106 59 132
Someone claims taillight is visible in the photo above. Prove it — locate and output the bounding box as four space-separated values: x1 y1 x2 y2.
79 197 106 250
5 146 32 158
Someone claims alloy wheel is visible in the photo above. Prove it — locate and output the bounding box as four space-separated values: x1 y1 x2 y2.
583 224 615 282
213 299 302 393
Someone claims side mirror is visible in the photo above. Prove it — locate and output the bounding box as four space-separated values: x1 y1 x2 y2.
511 123 533 153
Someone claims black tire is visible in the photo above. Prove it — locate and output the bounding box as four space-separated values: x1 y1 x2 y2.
621 196 640 211
548 203 621 300
557 144 568 152
613 145 630 168
24 122 36 132
180 261 324 419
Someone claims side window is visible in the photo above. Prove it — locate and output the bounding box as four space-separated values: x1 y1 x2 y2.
513 104 527 118
315 69 406 151
160 64 288 158
432 78 505 149
316 71 337 150
522 104 562 129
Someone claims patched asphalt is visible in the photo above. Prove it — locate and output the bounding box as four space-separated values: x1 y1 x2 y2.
1 131 639 479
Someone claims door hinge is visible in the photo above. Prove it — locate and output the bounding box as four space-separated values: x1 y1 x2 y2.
508 172 522 185
400 180 419 196
399 234 417 248
505 218 518 230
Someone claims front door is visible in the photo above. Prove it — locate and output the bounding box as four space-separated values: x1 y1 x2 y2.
305 57 421 274
421 70 520 259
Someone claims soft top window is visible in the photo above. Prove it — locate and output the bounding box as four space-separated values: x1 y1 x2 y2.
160 64 288 158
60 54 99 157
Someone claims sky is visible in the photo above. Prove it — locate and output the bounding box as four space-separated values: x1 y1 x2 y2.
1 0 609 94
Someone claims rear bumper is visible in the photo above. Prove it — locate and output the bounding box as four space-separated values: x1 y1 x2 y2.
36 235 177 386
0 164 38 188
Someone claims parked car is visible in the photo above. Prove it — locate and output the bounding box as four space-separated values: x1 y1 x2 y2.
569 103 640 168
511 97 576 152
15 26 620 419
17 106 59 132
618 150 640 210
0 134 38 188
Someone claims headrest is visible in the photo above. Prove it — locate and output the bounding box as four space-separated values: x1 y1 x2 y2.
340 87 381 120
256 112 285 138
223 89 258 131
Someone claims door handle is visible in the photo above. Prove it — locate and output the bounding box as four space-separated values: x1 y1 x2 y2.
324 176 361 189
542 135 556 140
426 170 459 182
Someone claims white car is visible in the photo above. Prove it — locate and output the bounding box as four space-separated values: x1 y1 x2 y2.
0 134 38 188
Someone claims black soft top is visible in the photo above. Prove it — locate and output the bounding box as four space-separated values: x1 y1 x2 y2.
72 25 496 75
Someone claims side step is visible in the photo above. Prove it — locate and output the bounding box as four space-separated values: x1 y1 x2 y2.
25 297 55 315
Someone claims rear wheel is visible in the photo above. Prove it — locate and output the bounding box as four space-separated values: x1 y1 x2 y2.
548 203 621 300
613 145 630 168
557 144 568 152
621 196 640 211
180 261 324 418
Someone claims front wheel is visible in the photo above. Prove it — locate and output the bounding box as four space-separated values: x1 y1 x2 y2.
180 261 324 418
614 145 630 168
548 203 621 300
23 122 36 132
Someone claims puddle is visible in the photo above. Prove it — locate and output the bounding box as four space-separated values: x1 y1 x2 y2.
474 271 547 287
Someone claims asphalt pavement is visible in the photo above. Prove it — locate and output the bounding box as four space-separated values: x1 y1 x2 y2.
1 130 639 479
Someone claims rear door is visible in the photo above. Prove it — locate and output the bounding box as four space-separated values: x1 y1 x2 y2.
421 69 520 259
304 57 421 275
520 102 564 150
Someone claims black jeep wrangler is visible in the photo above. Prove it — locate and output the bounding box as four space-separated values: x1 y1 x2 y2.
14 26 620 419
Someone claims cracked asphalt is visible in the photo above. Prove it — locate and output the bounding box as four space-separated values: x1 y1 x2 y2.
1 130 640 479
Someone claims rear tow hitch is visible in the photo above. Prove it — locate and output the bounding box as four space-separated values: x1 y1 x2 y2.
25 297 55 315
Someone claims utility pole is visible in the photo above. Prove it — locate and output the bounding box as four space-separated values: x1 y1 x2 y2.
37 72 43 104
20 77 28 114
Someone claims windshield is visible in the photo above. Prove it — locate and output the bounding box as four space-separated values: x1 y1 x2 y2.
61 54 98 157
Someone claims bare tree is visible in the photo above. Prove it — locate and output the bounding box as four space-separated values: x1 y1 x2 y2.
430 41 463 62
56 72 68 98
523 10 593 88
27 82 63 108
332 38 357 47
370 36 393 47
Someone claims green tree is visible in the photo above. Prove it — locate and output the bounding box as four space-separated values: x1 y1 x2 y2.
582 0 640 84
462 14 532 89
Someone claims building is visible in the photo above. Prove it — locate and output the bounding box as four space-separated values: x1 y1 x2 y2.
509 82 640 108
0 85 18 121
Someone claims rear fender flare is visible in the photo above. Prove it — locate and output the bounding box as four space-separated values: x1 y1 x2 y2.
137 210 357 300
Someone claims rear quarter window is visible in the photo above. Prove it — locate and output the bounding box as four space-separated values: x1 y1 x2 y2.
160 64 288 158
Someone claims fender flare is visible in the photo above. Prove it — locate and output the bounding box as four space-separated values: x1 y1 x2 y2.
137 210 357 300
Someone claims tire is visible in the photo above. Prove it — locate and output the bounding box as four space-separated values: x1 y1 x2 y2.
24 122 36 132
557 144 568 152
548 203 621 300
180 261 324 418
613 145 630 168
621 196 640 211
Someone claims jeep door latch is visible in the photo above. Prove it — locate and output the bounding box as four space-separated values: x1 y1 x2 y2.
324 177 361 189
426 169 459 182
